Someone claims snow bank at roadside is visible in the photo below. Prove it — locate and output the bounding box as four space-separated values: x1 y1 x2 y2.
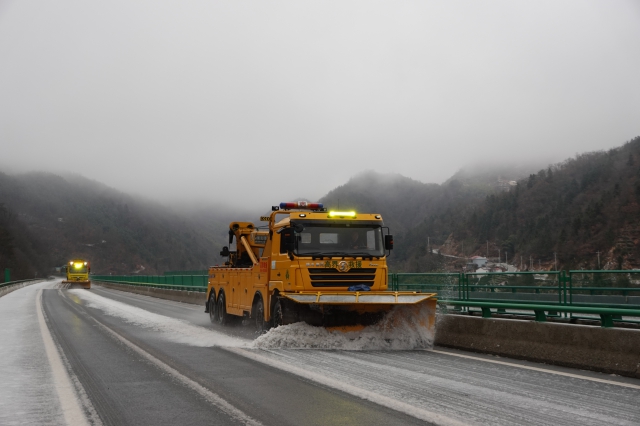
69 289 248 348
253 304 435 350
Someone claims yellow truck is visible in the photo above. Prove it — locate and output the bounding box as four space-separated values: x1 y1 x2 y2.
63 259 91 289
205 202 436 332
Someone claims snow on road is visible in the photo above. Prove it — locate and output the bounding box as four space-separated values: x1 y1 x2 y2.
69 289 248 348
0 280 66 425
4 280 637 425
43 287 640 425
253 304 434 350
72 289 434 351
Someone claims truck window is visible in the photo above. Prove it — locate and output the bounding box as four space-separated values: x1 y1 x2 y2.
300 233 312 244
366 230 376 249
319 233 338 244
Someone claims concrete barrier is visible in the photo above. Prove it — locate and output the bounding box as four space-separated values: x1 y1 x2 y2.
435 314 640 379
94 282 640 379
95 281 207 306
0 279 43 298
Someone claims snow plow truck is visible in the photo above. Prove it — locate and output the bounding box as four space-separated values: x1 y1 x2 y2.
205 202 437 332
63 259 91 289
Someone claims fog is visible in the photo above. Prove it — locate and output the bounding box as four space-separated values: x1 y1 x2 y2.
1 1 639 210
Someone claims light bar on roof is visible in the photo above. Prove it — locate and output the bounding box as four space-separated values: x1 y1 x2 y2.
328 211 356 218
279 201 323 210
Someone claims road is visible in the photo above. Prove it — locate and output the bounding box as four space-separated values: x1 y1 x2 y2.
1 279 639 425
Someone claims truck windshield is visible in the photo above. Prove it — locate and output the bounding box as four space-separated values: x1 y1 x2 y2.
292 224 385 257
70 263 88 273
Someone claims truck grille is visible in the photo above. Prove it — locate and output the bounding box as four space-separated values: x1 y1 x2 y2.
308 268 376 288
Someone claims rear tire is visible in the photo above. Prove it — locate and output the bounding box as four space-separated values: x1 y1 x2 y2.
216 292 229 326
208 292 217 324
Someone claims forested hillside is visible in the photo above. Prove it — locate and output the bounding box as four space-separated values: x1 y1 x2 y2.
320 172 488 235
395 136 640 271
0 203 48 279
2 137 638 279
0 172 232 278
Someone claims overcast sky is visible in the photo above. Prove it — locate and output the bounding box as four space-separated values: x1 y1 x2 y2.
1 1 639 209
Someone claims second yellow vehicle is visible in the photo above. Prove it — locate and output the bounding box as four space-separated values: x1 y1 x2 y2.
205 202 436 332
63 259 91 289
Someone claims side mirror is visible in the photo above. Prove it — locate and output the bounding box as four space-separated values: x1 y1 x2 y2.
220 246 230 257
384 235 394 250
228 230 234 245
282 229 295 252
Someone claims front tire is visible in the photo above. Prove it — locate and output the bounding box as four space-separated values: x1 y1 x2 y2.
254 297 267 333
271 299 283 328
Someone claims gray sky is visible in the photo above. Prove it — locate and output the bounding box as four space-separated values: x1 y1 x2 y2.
1 1 639 209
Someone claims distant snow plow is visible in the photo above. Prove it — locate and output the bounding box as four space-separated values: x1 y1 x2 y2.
62 259 91 289
205 202 437 334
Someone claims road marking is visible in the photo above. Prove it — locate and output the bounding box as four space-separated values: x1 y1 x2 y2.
226 347 467 426
431 349 640 390
84 309 263 426
36 289 97 426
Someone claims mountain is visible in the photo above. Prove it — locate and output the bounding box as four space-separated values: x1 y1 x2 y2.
319 171 493 235
396 136 640 271
2 136 638 279
0 172 232 278
0 202 48 279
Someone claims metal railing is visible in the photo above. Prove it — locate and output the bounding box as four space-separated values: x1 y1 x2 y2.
92 270 640 327
389 270 640 327
0 278 42 289
163 270 208 276
91 274 207 292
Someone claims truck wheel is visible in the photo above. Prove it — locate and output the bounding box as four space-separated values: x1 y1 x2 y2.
254 297 267 333
216 292 229 326
271 299 283 328
208 292 217 324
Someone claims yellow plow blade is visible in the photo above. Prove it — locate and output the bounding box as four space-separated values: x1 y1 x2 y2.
61 280 91 289
281 291 437 305
280 291 437 333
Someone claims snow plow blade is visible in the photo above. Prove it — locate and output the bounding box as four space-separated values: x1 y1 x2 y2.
279 291 437 332
61 280 91 289
282 291 436 306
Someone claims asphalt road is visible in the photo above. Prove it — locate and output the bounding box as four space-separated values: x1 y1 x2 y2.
11 280 640 425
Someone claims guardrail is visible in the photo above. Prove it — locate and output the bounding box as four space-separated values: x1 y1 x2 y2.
0 278 42 289
93 270 640 327
163 270 208 276
390 270 640 327
91 275 207 293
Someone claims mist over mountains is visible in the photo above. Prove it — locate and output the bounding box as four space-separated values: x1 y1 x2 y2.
1 137 639 280
391 136 640 272
0 172 231 278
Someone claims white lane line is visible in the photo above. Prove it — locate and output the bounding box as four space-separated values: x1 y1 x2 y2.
36 289 96 426
431 349 640 390
226 347 467 426
85 312 263 426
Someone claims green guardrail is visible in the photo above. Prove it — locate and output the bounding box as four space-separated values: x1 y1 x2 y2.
163 270 208 276
389 270 640 327
91 274 208 293
438 300 640 328
93 270 640 327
